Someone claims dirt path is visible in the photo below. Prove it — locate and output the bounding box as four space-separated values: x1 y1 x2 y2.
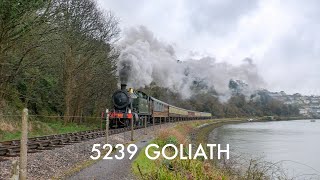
68 137 152 180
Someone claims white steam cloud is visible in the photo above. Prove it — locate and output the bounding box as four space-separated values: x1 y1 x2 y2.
118 26 264 99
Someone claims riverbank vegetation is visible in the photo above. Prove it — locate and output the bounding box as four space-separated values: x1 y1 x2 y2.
132 120 289 180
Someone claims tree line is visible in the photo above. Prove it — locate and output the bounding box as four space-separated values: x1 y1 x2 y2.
0 0 120 122
140 83 300 118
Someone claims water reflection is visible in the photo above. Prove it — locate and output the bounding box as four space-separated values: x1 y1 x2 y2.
209 120 320 179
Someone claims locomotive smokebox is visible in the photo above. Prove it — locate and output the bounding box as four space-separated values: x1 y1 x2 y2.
121 83 127 90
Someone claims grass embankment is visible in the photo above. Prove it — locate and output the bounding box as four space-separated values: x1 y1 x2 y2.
132 119 292 180
0 117 100 141
132 119 243 180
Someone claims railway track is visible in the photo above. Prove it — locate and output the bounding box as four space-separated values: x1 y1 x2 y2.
0 125 145 157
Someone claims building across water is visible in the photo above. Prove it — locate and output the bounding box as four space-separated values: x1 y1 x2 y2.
267 91 320 118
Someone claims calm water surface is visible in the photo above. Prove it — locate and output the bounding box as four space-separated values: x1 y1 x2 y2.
209 120 320 179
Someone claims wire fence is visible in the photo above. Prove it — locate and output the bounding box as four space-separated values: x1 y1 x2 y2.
0 114 102 118
0 111 106 135
0 108 153 145
0 90 106 129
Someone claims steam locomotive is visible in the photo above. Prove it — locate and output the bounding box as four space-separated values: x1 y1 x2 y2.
108 83 212 128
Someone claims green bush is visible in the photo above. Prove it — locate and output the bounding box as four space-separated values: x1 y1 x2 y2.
166 136 178 145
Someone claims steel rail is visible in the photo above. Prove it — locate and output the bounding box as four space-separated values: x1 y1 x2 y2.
0 122 163 157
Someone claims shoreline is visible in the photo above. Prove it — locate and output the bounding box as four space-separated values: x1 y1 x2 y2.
194 119 320 180
131 118 306 179
192 117 309 145
131 119 249 179
192 119 245 145
132 118 318 179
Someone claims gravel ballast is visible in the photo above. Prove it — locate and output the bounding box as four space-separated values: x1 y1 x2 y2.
0 123 173 180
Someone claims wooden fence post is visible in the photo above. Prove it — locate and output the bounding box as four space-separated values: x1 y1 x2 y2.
19 108 28 180
152 117 155 131
11 160 19 180
144 116 147 135
105 109 109 144
130 109 134 141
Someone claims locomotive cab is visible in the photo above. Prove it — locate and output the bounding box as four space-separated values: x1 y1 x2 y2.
132 91 149 115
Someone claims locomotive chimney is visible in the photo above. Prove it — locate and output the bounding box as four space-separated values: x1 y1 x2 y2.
121 83 127 90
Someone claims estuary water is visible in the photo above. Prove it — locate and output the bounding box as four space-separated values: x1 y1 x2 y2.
209 120 320 179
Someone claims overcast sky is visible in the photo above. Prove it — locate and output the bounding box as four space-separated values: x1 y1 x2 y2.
97 0 320 95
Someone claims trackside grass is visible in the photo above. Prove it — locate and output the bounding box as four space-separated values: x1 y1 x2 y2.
0 117 99 141
132 119 289 180
132 120 233 180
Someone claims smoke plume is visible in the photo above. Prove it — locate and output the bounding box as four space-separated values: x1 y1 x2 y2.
118 26 264 100
119 59 132 84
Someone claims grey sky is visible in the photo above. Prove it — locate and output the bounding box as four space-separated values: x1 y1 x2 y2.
97 0 320 95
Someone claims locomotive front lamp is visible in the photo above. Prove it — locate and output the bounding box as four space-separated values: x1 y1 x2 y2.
128 109 132 113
